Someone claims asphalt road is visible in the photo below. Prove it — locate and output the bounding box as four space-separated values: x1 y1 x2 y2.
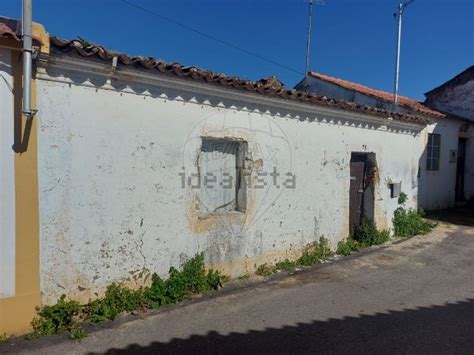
3 221 474 354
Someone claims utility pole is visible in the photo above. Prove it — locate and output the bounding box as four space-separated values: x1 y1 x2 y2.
393 0 413 111
304 0 325 91
304 0 314 90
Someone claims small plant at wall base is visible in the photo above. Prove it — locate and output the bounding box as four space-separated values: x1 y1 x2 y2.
352 218 390 247
254 237 334 276
255 263 277 276
29 253 226 340
275 259 298 271
238 273 250 281
336 238 360 256
393 192 436 237
336 219 390 256
29 295 83 339
0 333 11 343
84 283 148 324
297 237 333 266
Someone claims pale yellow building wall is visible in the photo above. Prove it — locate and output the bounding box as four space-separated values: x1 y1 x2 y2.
0 23 49 336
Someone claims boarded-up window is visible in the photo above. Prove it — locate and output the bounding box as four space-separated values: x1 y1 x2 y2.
199 138 247 213
426 133 441 171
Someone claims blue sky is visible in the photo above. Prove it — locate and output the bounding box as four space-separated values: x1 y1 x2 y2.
2 0 473 100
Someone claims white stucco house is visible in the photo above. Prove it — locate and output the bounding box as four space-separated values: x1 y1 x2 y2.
296 71 474 210
0 16 468 333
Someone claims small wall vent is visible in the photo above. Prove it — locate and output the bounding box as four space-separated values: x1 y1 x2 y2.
389 182 402 198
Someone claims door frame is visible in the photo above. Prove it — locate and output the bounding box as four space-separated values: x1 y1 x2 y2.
349 152 376 236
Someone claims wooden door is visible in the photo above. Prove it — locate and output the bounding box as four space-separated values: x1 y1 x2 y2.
349 154 366 236
455 138 466 201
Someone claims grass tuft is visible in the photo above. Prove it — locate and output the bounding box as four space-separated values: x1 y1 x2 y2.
255 237 334 276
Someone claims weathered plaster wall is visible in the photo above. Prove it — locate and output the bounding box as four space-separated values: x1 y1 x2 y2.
298 76 474 210
425 80 474 121
0 48 15 298
36 65 422 304
417 118 474 210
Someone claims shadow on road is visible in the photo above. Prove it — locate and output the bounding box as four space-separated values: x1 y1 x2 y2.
95 298 474 354
426 201 474 227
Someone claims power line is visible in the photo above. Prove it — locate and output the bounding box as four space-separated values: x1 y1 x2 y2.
119 0 304 76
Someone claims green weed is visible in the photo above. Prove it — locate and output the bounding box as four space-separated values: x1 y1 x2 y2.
393 207 435 237
336 219 390 256
30 295 82 339
206 269 226 290
238 273 250 281
352 218 390 247
336 238 360 256
393 192 436 237
69 324 87 341
398 192 408 205
0 333 11 343
30 253 226 339
275 259 298 271
85 283 147 323
255 263 277 276
297 237 334 266
254 237 334 277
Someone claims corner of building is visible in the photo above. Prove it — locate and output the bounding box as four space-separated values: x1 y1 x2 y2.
0 20 49 336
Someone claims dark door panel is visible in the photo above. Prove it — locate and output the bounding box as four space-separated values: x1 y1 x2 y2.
455 138 466 201
349 154 366 236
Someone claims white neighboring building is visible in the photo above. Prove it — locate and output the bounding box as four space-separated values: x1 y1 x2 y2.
296 71 474 210
423 66 474 203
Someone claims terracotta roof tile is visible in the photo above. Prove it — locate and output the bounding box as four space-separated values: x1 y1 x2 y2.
0 22 20 41
0 16 44 46
48 37 431 126
309 71 445 118
0 16 443 126
0 17 431 125
1 17 435 127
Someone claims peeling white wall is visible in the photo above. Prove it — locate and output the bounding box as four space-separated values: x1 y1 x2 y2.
426 80 474 121
0 48 15 298
37 64 423 304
